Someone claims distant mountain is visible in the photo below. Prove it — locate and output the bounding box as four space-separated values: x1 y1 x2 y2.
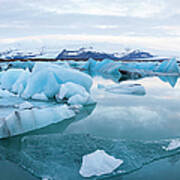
56 48 120 60
0 49 43 60
116 49 154 60
0 47 167 61
56 48 156 61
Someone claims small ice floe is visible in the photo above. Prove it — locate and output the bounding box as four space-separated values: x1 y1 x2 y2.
163 139 180 151
98 83 146 96
79 150 123 178
17 101 34 110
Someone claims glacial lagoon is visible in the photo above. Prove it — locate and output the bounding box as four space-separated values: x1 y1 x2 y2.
1 74 180 180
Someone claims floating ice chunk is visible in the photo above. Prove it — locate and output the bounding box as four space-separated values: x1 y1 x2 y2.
57 82 88 99
68 94 95 105
0 105 75 138
18 101 33 110
0 62 93 103
12 69 31 95
32 62 92 92
79 150 123 177
82 58 97 71
156 58 179 74
98 83 146 96
0 69 24 91
163 139 180 151
56 82 95 105
22 70 60 99
31 93 48 101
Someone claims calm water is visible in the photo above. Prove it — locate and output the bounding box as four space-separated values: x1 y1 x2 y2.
1 75 180 180
66 76 180 141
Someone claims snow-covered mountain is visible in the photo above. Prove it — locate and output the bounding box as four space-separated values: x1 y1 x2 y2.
0 47 60 60
56 48 167 61
0 46 169 61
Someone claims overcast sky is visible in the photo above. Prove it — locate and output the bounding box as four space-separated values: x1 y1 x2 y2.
0 0 180 55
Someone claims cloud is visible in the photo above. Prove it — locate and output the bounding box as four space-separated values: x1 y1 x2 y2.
0 0 180 54
1 34 180 53
25 0 167 18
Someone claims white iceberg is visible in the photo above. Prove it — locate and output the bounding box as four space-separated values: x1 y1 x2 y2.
0 105 75 139
98 83 146 96
79 150 123 177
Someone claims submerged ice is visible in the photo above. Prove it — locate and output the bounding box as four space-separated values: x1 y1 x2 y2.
1 134 180 180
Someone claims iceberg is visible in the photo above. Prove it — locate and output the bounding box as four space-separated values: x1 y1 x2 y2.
22 70 60 99
79 150 123 177
32 62 92 92
98 83 146 96
56 82 95 105
82 58 179 83
155 58 179 74
0 62 93 105
0 105 75 139
0 69 25 91
12 68 31 95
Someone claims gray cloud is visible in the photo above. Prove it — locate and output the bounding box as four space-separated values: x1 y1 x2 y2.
0 0 180 54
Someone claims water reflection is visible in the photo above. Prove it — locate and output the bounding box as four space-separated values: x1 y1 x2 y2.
1 133 180 180
158 75 179 88
65 76 180 140
0 104 96 158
